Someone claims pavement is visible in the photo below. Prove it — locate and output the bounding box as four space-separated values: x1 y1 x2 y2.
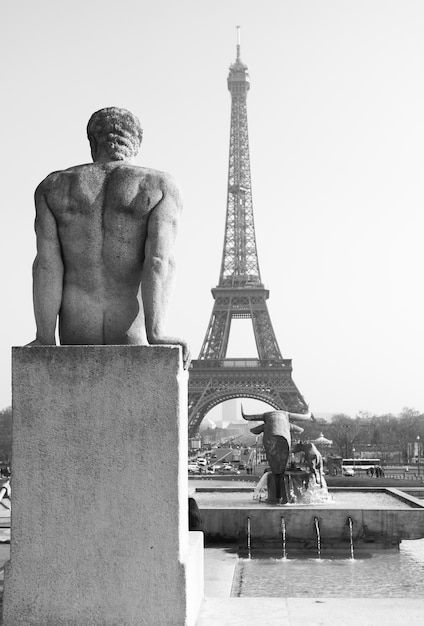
197 596 424 626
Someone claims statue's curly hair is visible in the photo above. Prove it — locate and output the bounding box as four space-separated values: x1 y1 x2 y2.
87 107 143 160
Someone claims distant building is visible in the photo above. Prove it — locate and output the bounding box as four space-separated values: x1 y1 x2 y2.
199 416 216 431
188 436 202 451
223 399 239 422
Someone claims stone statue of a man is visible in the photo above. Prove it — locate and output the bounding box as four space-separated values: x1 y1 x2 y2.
29 107 189 367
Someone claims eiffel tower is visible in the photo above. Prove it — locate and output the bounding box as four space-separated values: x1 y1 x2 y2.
188 30 308 436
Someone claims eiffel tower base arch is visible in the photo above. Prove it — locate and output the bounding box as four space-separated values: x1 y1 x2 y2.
188 358 308 436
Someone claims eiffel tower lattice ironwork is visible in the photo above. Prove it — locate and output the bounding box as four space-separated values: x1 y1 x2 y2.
188 31 308 436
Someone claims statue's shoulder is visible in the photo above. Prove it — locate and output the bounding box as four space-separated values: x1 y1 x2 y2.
35 164 91 195
130 165 176 185
130 166 181 202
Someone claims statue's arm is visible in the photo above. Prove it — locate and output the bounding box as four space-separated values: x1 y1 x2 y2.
141 176 190 368
29 182 64 345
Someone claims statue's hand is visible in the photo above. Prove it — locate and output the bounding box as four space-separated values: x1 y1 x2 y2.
25 337 56 347
180 341 191 370
26 338 43 347
148 336 191 370
174 339 191 370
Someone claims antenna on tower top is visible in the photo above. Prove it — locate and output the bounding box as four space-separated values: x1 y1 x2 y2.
236 25 241 60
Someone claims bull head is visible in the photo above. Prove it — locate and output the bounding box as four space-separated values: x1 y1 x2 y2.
240 405 313 475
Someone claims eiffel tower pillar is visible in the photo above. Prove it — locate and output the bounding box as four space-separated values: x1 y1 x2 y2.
188 29 308 436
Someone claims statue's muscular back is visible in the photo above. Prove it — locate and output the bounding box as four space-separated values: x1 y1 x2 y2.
40 162 165 345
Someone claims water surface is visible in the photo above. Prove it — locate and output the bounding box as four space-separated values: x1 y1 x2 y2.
196 490 413 509
232 538 424 598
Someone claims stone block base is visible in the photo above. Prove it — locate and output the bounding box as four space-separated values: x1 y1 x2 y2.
3 345 203 625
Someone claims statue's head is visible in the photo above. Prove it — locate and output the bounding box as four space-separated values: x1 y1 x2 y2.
87 107 143 162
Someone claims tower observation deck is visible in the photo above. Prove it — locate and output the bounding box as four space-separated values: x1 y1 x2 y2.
187 30 308 436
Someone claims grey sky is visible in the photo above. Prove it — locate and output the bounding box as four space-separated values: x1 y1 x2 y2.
1 0 423 416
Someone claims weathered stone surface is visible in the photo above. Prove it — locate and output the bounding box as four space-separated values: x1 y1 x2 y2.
3 345 202 625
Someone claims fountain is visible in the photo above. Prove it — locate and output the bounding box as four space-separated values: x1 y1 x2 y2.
347 516 354 559
195 484 424 548
280 517 287 559
192 410 424 550
313 517 321 558
253 470 332 505
193 410 424 614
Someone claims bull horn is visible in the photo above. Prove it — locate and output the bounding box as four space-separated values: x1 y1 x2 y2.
288 411 312 422
241 404 264 421
290 423 304 433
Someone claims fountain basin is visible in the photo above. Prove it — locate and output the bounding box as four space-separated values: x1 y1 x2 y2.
194 487 424 548
231 541 424 597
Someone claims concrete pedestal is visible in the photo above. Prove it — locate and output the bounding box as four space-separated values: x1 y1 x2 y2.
3 346 203 625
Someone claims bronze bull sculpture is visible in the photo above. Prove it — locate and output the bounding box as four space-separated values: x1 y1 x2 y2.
241 407 313 503
292 441 324 487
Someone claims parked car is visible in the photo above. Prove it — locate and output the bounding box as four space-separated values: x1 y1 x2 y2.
342 467 355 477
218 467 240 475
196 458 207 466
212 463 230 471
188 464 200 474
